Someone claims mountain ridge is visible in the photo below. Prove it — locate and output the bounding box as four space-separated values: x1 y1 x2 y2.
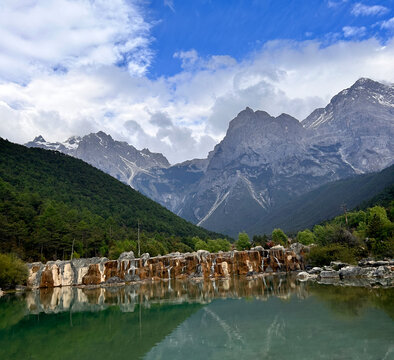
25 78 394 236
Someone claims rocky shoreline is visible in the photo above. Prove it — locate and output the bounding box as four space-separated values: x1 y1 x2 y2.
19 245 394 290
297 259 394 287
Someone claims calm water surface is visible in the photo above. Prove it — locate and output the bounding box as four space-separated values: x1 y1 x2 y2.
0 275 393 360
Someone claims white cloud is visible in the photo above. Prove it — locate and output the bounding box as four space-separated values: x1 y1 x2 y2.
351 3 389 16
343 25 367 37
0 2 394 163
0 0 152 82
381 17 394 30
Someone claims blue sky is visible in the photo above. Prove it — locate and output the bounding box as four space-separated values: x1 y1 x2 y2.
0 0 393 163
147 0 393 77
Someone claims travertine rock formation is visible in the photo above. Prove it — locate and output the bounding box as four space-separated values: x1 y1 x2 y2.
27 247 306 289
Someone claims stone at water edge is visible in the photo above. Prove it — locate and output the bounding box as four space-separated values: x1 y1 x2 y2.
0 288 3 297
330 261 349 271
297 272 317 281
320 270 340 279
105 276 124 284
308 267 322 274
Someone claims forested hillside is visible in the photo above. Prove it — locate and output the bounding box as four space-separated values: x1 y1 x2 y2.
0 139 225 261
250 165 394 236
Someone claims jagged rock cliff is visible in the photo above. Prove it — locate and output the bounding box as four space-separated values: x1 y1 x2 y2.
135 79 393 236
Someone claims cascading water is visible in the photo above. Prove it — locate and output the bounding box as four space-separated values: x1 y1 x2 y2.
166 266 173 280
274 256 281 270
211 259 216 276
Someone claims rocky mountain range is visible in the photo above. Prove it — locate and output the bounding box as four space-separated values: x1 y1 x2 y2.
26 78 394 237
26 131 170 185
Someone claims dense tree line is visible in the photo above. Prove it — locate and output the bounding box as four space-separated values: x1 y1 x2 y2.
249 201 394 265
0 139 227 262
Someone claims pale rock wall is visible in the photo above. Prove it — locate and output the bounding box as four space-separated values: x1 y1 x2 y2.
27 247 307 289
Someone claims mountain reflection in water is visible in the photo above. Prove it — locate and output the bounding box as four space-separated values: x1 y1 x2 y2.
0 275 393 360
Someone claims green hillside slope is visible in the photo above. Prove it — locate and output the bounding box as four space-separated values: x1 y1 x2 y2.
250 165 394 236
0 139 224 261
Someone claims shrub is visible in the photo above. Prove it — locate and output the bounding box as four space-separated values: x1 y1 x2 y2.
306 244 357 267
108 240 136 259
195 239 209 251
0 253 28 289
236 232 251 250
272 228 287 246
296 229 315 245
368 238 394 259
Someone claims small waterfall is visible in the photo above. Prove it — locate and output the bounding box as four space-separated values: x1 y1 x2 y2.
211 259 216 276
274 256 281 270
128 265 136 276
260 258 264 272
196 264 202 277
166 266 173 280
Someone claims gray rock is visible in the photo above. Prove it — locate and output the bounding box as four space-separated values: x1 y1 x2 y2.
290 243 307 256
297 271 317 281
140 253 150 267
118 251 135 261
196 250 210 262
124 274 140 282
370 266 390 278
330 261 349 271
320 270 340 279
308 267 322 274
0 288 3 297
358 259 393 267
105 276 124 284
339 266 370 278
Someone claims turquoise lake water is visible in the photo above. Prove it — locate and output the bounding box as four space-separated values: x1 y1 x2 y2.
0 275 393 360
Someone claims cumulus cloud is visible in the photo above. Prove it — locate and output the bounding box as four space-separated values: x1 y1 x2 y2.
0 0 152 82
0 2 394 163
351 3 389 16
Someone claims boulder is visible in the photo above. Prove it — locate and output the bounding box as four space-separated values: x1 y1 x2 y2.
339 266 369 278
308 267 322 274
251 246 264 252
196 250 210 262
118 251 135 261
358 259 394 267
330 261 349 271
297 271 317 281
124 273 140 282
289 243 307 256
0 288 3 297
320 270 340 279
105 276 124 284
370 266 390 278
